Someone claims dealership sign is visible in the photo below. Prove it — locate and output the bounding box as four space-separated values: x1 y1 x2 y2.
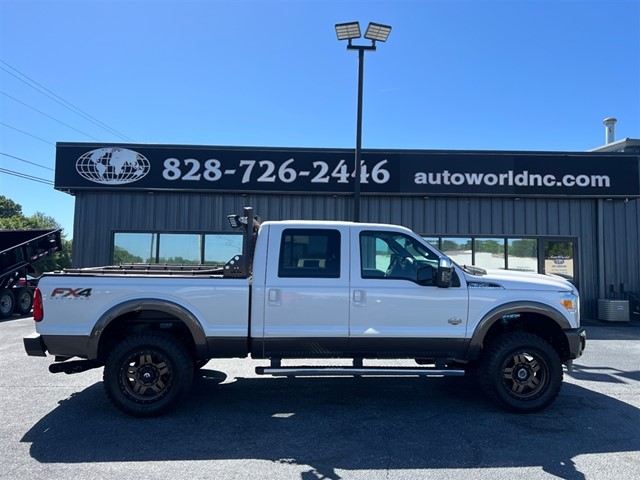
54 143 640 198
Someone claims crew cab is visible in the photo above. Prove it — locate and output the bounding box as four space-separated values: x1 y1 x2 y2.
24 208 586 417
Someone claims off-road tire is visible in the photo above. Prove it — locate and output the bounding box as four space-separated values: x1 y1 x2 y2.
103 333 194 417
479 332 563 413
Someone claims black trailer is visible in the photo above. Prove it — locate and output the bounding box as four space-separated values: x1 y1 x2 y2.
0 229 62 318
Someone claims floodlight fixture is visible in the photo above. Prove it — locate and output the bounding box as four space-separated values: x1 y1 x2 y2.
227 214 246 229
335 22 361 41
335 20 392 222
364 22 392 43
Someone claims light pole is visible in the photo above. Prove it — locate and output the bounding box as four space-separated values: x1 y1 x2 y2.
335 21 392 222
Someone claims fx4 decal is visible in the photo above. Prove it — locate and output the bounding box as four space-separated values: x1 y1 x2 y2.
50 288 93 299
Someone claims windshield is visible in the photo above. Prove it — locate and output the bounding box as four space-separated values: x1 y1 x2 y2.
422 236 487 276
381 232 438 263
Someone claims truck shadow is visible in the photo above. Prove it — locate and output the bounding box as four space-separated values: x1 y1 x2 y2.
584 323 640 340
0 312 33 324
568 364 640 383
22 374 639 480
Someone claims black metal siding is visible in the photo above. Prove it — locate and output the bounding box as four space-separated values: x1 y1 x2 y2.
72 191 355 267
602 199 640 301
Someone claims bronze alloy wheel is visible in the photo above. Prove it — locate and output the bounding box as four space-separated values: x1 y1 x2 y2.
500 351 549 399
479 331 563 413
120 350 173 402
104 333 194 417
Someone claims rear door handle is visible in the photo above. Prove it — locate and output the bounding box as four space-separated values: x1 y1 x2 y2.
353 289 365 306
268 289 281 306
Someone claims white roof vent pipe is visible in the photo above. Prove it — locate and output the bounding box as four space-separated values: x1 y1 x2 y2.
603 117 617 144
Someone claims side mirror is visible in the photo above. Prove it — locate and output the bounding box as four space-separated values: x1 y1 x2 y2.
416 265 436 285
437 257 453 288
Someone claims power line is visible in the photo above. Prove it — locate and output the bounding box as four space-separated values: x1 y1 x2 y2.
1 90 102 141
0 167 54 185
0 60 135 142
0 152 54 171
0 122 55 146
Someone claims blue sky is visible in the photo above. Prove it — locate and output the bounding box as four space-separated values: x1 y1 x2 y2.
1 0 639 238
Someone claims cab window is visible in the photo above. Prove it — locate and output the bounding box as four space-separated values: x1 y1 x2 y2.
360 231 438 283
278 229 340 278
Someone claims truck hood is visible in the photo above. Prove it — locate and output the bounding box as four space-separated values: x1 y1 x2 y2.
464 268 576 292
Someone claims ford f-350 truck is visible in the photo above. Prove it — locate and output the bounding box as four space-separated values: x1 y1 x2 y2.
24 208 585 417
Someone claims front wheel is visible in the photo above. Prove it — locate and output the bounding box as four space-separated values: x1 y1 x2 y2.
104 333 194 417
479 332 563 413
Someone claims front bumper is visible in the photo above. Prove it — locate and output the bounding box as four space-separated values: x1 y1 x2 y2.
564 327 586 360
24 333 47 357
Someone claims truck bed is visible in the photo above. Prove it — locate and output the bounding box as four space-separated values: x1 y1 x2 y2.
35 270 251 348
60 263 226 277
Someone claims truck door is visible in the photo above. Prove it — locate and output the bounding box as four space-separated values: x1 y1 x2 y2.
349 228 469 358
261 226 350 357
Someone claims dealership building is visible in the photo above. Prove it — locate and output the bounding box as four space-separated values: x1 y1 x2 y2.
55 134 640 320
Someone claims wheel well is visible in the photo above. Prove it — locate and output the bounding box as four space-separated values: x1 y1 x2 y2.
481 312 571 361
97 309 197 362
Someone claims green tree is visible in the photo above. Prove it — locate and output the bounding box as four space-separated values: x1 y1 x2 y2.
441 239 471 252
158 256 200 265
33 238 73 274
545 242 573 258
0 196 22 217
509 239 537 258
476 239 504 254
113 246 143 264
0 211 60 230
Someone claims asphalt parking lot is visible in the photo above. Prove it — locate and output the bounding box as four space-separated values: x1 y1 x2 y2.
1 316 639 480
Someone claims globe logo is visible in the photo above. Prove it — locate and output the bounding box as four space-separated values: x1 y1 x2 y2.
76 148 150 185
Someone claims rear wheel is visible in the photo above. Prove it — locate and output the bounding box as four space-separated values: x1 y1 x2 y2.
15 287 33 315
479 332 563 413
0 289 15 318
104 333 194 417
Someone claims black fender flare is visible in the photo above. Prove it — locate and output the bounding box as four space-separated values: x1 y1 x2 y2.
466 301 572 361
87 299 208 360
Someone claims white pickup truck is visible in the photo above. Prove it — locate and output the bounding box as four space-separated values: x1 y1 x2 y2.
24 208 585 417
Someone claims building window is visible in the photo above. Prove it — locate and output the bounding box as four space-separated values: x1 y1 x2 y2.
422 235 540 273
474 238 506 270
158 234 201 264
441 237 472 266
543 240 574 280
423 237 439 248
112 232 242 265
507 239 538 272
204 234 244 264
278 229 341 278
113 233 155 264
